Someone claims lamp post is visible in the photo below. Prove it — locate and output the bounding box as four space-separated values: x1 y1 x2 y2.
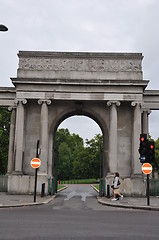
0 24 8 32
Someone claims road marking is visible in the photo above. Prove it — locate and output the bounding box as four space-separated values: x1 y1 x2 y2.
64 191 93 202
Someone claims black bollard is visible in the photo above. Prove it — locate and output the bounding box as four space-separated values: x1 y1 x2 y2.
41 183 45 197
107 184 110 198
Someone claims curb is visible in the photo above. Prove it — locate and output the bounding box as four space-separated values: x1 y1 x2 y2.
91 184 99 193
0 185 68 209
0 196 56 209
97 197 159 211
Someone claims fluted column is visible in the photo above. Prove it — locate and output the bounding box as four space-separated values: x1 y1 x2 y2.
14 99 27 173
38 99 51 173
131 102 142 175
107 101 120 174
7 107 16 173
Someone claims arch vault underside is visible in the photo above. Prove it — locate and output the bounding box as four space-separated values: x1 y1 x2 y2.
0 51 159 196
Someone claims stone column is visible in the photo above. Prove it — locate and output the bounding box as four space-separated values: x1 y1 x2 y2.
38 99 51 174
14 99 27 173
142 109 151 136
107 101 120 174
7 107 16 173
131 102 142 175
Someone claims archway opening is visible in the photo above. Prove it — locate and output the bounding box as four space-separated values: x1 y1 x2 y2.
59 116 102 144
149 110 159 140
53 115 103 185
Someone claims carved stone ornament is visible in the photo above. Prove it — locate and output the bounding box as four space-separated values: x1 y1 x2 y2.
8 106 16 111
75 102 83 111
107 101 121 107
38 99 51 105
14 99 27 105
131 102 141 107
19 57 142 72
141 109 151 115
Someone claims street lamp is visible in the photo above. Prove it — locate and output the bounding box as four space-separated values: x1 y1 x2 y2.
0 24 8 32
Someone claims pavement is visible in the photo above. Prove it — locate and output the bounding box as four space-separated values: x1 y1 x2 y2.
1 189 159 211
97 196 159 211
0 192 55 208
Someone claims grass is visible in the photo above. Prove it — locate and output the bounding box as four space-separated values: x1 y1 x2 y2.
93 184 99 191
59 178 99 184
58 184 66 191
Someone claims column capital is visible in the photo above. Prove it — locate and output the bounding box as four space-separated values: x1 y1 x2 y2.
141 109 151 115
131 101 141 107
107 101 121 107
15 99 27 105
38 99 51 105
8 106 17 111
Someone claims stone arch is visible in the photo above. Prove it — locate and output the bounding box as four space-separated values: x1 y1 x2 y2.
48 100 109 179
3 50 151 196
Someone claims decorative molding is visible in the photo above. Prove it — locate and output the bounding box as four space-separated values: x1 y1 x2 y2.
8 106 16 111
14 99 27 105
107 101 121 107
38 99 51 105
131 101 141 107
141 109 151 115
19 57 142 72
75 102 83 111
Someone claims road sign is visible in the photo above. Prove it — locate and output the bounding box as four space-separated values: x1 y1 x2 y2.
31 158 41 169
142 163 152 175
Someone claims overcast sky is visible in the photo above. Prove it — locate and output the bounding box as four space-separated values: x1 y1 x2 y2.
1 0 159 141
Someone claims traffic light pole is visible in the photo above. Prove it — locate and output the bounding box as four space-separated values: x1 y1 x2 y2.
139 134 154 206
146 174 150 206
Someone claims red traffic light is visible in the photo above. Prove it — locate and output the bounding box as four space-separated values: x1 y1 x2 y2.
150 144 154 149
140 137 145 142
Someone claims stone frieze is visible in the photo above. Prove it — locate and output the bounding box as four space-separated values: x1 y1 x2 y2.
19 58 142 72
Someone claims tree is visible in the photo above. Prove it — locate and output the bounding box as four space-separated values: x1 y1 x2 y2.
58 142 72 180
85 134 103 179
54 129 103 180
0 107 10 174
73 134 103 179
54 129 84 180
154 138 159 174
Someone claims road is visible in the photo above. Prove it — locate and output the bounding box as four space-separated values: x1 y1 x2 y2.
0 184 159 240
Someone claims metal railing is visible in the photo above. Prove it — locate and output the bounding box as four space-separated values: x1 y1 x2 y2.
0 175 8 192
149 179 159 196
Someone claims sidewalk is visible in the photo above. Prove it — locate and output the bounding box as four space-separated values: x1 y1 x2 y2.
1 191 159 211
97 196 159 211
0 192 55 208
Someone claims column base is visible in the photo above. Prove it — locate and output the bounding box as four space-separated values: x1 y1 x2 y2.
8 173 49 195
105 174 146 196
12 171 23 175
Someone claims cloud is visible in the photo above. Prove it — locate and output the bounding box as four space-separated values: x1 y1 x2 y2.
1 0 159 139
59 116 102 142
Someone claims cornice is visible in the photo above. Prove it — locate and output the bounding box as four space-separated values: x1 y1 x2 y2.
18 51 143 60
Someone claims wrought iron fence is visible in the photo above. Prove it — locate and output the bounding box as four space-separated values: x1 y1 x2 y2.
0 175 7 192
149 179 159 196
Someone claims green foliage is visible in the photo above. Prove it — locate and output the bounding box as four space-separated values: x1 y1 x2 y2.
154 138 159 172
54 129 103 180
0 107 10 174
60 179 99 184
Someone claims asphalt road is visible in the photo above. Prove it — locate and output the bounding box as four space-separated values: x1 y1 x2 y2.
0 185 159 240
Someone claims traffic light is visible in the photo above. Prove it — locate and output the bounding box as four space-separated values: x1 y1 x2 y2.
139 134 148 163
147 141 155 163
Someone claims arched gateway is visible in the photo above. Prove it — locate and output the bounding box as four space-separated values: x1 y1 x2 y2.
1 51 158 196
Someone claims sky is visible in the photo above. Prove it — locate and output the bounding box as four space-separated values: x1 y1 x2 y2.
1 0 159 141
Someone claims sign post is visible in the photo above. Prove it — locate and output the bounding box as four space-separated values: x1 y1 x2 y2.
142 163 152 206
30 140 41 203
